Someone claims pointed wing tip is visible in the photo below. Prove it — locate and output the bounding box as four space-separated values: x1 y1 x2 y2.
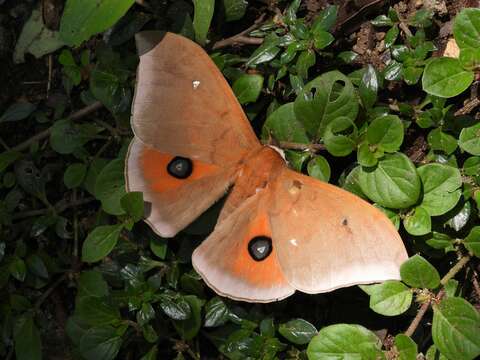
135 31 168 56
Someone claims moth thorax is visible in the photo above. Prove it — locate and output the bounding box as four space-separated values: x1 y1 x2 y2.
248 236 272 261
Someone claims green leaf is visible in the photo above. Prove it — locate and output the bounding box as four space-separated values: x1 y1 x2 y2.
428 128 458 155
385 24 399 48
307 156 330 182
159 294 192 320
400 254 440 289
137 303 155 326
232 74 264 104
357 142 378 167
26 254 49 279
81 224 123 263
260 318 275 337
193 0 214 44
426 345 449 360
459 47 480 70
13 8 64 64
459 122 480 155
278 319 317 345
9 257 26 282
371 15 394 27
312 30 334 50
285 150 310 172
150 237 168 260
296 50 316 79
173 295 204 340
359 153 421 209
50 119 96 154
463 157 480 176
403 66 423 85
384 61 403 81
246 33 280 67
140 346 158 360
367 115 404 152
359 65 378 109
311 5 338 32
79 326 124 360
77 296 121 326
426 232 454 250
83 158 108 195
307 324 382 359
464 226 480 257
60 0 135 47
204 297 230 328
403 206 431 236
323 116 357 156
295 71 358 140
261 103 309 143
364 280 412 316
121 192 144 223
222 0 247 22
78 271 109 298
432 297 480 360
64 163 87 189
0 101 36 122
395 334 418 360
338 51 358 63
14 314 42 360
453 8 480 50
95 159 127 215
0 151 21 173
417 163 462 216
422 57 474 98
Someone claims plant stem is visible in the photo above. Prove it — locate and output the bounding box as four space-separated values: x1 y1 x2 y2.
212 14 266 50
12 101 103 152
440 255 471 286
404 255 471 337
34 274 67 311
73 189 79 259
262 139 326 152
12 196 95 220
404 300 430 337
0 136 10 150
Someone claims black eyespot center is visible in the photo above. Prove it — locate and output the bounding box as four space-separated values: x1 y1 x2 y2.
167 156 193 179
342 218 348 226
248 236 272 262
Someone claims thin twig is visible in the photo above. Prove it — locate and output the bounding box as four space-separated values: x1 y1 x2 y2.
0 136 10 150
404 255 471 337
47 54 53 97
404 300 431 337
212 14 266 50
440 255 471 286
399 22 413 38
12 101 103 152
34 274 67 311
262 139 326 152
472 269 480 300
454 97 480 116
12 196 95 220
73 190 79 259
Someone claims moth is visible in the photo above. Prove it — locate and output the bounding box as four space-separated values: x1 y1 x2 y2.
125 31 408 302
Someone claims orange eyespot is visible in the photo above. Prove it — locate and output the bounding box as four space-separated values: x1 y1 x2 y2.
140 146 220 193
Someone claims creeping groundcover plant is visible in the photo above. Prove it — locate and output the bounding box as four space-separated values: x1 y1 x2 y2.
0 0 480 359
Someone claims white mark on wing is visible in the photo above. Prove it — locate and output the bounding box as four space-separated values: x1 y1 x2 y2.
289 238 298 247
192 80 201 89
257 245 266 254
